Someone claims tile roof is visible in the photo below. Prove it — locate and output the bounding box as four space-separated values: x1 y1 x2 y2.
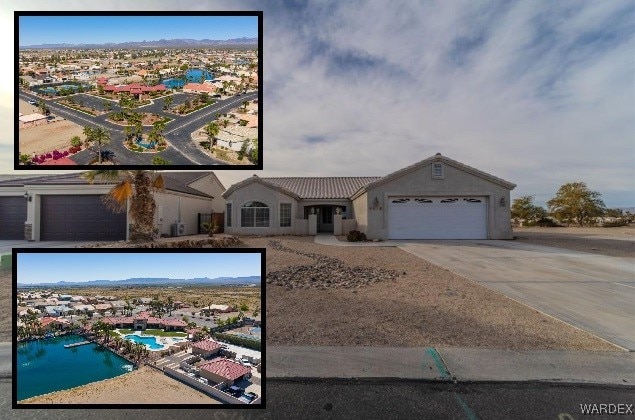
162 318 187 326
0 172 216 198
199 358 250 381
262 177 380 199
192 340 222 352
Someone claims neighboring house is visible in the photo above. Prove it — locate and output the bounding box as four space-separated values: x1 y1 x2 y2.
223 154 516 240
0 172 225 241
198 358 251 387
101 311 187 331
19 113 47 129
182 83 217 94
191 339 223 358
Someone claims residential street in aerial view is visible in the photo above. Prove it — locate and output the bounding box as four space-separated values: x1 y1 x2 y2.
17 14 260 167
13 251 262 405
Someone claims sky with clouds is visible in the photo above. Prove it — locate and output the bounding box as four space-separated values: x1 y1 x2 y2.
2 1 634 207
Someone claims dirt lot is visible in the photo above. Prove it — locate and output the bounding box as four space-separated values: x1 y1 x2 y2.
247 237 619 351
19 102 85 156
0 268 10 342
513 226 634 258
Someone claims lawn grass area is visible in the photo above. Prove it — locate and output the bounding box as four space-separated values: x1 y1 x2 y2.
117 328 187 338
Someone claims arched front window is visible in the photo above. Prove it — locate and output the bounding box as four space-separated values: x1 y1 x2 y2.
241 201 269 227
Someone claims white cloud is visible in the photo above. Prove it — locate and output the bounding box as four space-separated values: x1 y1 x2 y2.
3 0 634 206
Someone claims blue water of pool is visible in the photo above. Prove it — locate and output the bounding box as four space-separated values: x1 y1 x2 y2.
123 334 164 350
250 327 261 334
162 69 214 89
17 335 132 401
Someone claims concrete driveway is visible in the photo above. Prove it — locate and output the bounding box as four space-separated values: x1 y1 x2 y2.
397 240 635 351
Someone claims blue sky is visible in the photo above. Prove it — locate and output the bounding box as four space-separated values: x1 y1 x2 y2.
2 1 634 207
17 252 262 284
19 15 258 46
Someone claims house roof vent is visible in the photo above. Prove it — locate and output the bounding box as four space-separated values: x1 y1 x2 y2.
435 152 442 156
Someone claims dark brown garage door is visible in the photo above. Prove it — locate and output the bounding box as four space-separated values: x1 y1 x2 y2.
0 196 27 239
40 195 126 241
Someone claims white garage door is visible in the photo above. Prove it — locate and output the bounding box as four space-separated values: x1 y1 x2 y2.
388 197 487 239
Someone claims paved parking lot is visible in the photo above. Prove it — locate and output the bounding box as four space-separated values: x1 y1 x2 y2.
398 240 635 350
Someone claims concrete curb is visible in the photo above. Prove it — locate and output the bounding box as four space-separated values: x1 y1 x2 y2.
268 346 635 385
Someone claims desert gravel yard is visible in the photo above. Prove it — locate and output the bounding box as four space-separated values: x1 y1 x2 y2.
243 237 620 351
513 226 634 258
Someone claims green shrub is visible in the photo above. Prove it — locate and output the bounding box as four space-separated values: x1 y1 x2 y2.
526 217 562 227
212 332 260 351
347 230 367 242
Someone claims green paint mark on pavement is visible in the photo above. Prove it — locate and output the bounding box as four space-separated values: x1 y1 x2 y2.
425 347 450 378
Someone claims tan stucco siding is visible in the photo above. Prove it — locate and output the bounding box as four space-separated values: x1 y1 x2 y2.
351 192 368 234
223 182 298 236
363 162 513 239
188 175 226 213
154 192 214 237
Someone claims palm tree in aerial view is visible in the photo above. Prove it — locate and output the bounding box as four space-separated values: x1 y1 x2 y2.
204 122 219 151
164 95 173 110
82 170 165 242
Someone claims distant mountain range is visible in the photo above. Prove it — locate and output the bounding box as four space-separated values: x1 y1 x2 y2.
20 37 258 49
17 276 261 288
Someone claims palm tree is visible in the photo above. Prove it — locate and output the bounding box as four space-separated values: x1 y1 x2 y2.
164 95 173 110
147 129 160 148
113 336 123 351
86 126 111 164
166 296 174 316
82 170 165 242
204 122 219 151
153 120 166 136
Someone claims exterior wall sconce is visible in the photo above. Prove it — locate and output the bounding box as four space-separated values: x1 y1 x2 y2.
310 207 315 214
335 207 341 215
372 197 380 210
24 192 32 202
500 196 505 207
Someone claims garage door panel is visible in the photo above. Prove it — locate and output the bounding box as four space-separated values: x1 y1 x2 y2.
0 197 27 239
40 195 126 241
388 197 487 240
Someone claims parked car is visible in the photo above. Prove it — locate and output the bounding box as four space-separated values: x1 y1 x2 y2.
28 100 37 105
228 385 243 397
243 392 258 401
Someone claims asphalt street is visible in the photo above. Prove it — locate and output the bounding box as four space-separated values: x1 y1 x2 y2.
3 379 633 419
18 90 258 166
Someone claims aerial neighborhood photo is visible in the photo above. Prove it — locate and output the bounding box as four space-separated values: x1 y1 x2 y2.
16 13 261 167
14 250 262 405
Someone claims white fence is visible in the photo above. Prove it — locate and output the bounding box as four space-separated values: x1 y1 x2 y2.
164 367 246 404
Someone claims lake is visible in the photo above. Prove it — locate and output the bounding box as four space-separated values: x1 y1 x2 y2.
17 334 133 401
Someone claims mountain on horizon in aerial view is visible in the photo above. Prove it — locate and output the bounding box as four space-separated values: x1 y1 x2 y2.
17 276 261 288
19 37 258 49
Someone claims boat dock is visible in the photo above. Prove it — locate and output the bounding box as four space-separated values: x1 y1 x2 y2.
64 341 91 348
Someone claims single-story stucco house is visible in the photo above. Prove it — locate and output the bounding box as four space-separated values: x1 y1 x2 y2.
222 154 516 240
0 172 225 241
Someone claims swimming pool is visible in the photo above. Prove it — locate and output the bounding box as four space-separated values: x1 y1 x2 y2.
123 334 164 350
162 69 214 89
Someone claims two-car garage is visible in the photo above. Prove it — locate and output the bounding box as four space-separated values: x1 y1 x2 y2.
387 196 488 240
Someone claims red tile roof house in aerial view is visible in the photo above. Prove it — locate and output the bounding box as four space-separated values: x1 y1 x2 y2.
191 339 223 358
101 311 187 332
198 359 251 387
102 82 167 99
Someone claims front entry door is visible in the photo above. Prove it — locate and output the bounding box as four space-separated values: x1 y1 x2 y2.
317 206 334 233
